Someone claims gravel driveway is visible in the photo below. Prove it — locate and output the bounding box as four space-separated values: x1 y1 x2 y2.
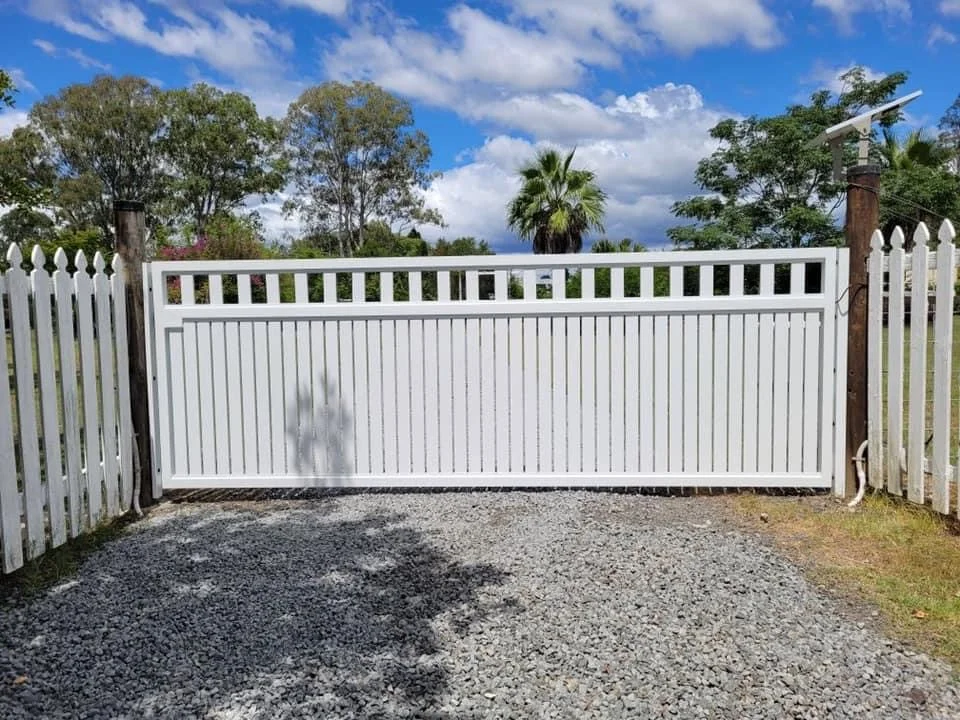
0 492 957 719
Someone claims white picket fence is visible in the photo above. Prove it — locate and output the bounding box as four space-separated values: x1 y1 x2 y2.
867 220 959 517
147 248 849 491
0 244 133 573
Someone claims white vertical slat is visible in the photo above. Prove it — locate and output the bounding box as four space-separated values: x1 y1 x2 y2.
509 317 524 472
787 264 806 473
438 271 451 302
409 272 422 303
741 311 760 475
281 320 299 475
624 313 640 473
886 227 906 495
237 274 252 304
323 273 337 303
713 311 729 474
382 320 399 475
74 250 103 526
352 272 365 303
537 317 553 472
196 320 217 476
111 256 133 512
494 270 508 302
653 314 668 473
380 272 393 303
8 245 45 557
932 221 956 514
867 230 885 490
566 315 581 473
409 318 426 474
771 311 789 473
367 320 384 474
698 266 714 471
266 276 285 474
309 321 325 475
0 270 23 571
207 275 229 476
211 317 231 476
337 320 356 473
352 321 370 475
610 286 626 474
322 320 341 474
451 318 467 472
668 266 683 472
831 249 850 496
582 269 595 301
639 267 654 473
254 320 272 474
495 317 510 472
53 250 82 537
595 316 611 473
524 317 539 472
802 311 821 474
682 310 698 473
907 226 930 504
552 315 567 474
482 317 497 472
31 248 66 546
581 315 596 473
93 253 119 516
467 270 480 301
756 265 775 473
238 310 258 474
295 319 312 475
728 265 745 473
224 320 243 474
523 270 537 300
396 320 411 474
467 315 483 471
423 320 440 473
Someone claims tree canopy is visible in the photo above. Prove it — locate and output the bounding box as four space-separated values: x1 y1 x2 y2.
668 67 909 250
507 148 607 254
283 81 442 256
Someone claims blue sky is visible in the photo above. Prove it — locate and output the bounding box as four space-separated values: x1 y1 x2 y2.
1 0 959 250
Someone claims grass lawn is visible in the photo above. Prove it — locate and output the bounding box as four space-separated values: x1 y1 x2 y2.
733 493 960 673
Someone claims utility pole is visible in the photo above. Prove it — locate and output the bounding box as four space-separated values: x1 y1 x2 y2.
113 200 155 509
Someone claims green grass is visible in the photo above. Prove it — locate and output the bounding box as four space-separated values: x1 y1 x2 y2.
734 493 960 672
0 514 135 599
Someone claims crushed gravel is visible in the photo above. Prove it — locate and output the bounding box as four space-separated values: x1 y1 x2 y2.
0 491 958 719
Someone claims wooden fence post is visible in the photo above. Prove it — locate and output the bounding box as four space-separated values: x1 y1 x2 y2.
844 165 881 497
113 200 155 508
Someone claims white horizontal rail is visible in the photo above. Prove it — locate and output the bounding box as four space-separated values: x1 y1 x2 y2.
164 473 830 489
149 247 840 275
155 295 832 326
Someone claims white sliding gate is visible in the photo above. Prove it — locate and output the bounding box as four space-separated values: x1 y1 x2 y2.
146 248 849 492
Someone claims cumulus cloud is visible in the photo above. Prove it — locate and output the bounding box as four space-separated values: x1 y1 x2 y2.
928 24 958 47
812 0 911 30
0 110 30 139
421 84 728 249
940 0 960 14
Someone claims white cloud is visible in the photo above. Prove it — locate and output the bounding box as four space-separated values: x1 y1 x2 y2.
812 0 911 30
801 62 887 97
928 24 958 47
940 0 960 15
420 84 727 249
0 110 30 139
33 39 111 70
509 0 782 54
325 1 781 109
279 0 349 17
8 69 36 94
92 2 292 77
25 0 111 41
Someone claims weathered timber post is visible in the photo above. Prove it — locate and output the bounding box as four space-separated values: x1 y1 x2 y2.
844 165 881 497
114 200 155 508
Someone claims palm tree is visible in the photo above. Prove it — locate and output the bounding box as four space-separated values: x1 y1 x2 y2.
879 129 951 171
507 148 607 254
